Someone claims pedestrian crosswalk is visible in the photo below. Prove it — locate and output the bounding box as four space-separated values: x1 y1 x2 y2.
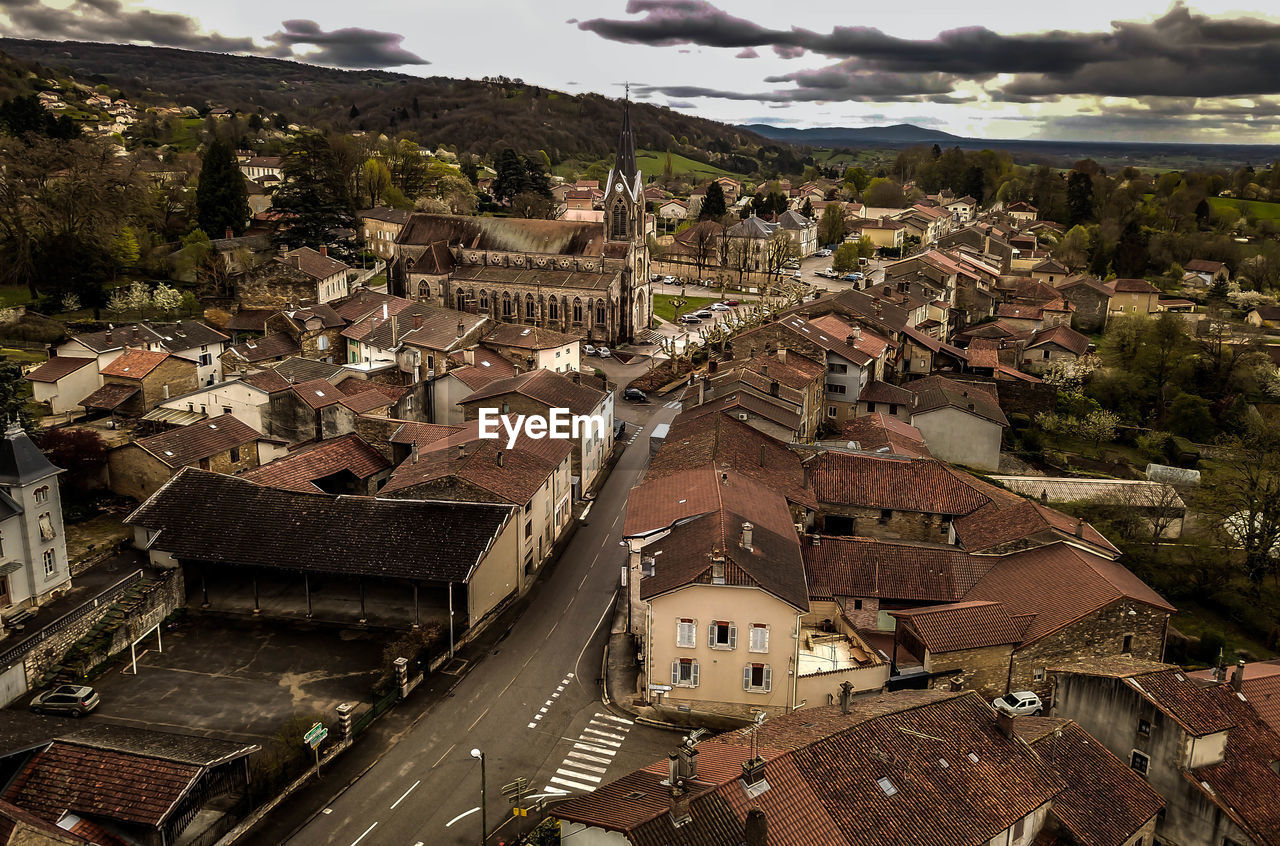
662 400 682 409
527 673 573 729
624 425 644 445
543 712 633 795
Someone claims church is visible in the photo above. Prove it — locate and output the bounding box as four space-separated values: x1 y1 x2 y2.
390 102 651 346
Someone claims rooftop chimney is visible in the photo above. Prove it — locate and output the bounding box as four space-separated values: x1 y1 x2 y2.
810 533 820 546
741 522 754 551
761 364 768 377
744 809 767 846
413 314 424 330
225 227 233 239
676 743 698 782
1075 519 1085 538
457 443 466 460
883 285 891 297
720 471 729 485
769 380 779 397
463 348 475 366
741 756 767 786
776 348 787 365
411 442 419 464
319 245 327 257
996 709 1015 739
838 680 854 715
457 320 465 338
1233 659 1247 692
759 444 766 467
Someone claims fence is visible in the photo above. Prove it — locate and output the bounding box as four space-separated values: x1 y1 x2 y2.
0 569 144 671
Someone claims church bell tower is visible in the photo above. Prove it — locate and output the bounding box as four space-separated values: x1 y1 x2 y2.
604 91 649 342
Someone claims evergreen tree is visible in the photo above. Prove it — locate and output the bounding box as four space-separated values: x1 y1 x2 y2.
1066 171 1095 227
196 139 250 238
800 197 814 219
493 148 528 203
349 104 360 119
818 203 847 247
961 166 985 206
270 133 356 259
700 182 727 219
1113 221 1150 278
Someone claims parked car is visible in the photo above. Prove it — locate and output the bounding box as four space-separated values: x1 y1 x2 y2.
725 299 740 306
791 271 804 280
710 302 731 311
691 310 713 319
701 279 717 287
842 273 861 281
679 314 702 324
662 275 677 284
624 387 648 402
596 346 611 358
783 259 800 270
992 691 1043 716
583 344 597 356
30 685 99 717
815 248 833 257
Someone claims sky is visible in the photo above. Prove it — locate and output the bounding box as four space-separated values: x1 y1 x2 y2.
2 0 1280 143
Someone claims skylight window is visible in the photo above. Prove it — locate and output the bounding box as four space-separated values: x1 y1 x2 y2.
938 758 949 769
315 391 325 398
163 450 174 456
967 752 980 763
876 777 898 797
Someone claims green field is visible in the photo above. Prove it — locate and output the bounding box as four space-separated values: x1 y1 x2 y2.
652 293 718 323
1207 196 1280 220
0 286 32 308
636 150 743 181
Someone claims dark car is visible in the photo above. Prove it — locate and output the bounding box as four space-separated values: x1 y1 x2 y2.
30 684 99 717
624 387 648 402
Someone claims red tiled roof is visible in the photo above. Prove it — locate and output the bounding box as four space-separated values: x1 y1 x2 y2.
459 368 605 417
857 380 913 405
892 600 1025 653
675 391 801 433
382 435 565 504
1108 278 1161 294
135 415 269 468
241 434 390 492
1189 660 1280 737
808 314 890 359
809 452 991 515
1027 324 1090 357
99 348 172 379
906 374 1008 427
338 388 395 413
290 378 344 409
964 338 1001 369
447 348 517 391
838 413 930 458
226 332 301 363
803 536 992 602
25 356 95 383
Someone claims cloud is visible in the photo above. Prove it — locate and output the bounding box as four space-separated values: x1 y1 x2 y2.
735 47 758 58
0 0 426 68
666 99 696 108
578 1 1280 102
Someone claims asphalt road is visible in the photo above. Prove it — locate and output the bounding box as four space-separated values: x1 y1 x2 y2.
284 389 679 846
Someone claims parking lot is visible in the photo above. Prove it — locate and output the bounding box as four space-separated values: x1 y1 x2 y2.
80 614 386 742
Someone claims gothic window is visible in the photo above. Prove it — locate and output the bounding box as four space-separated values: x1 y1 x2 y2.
596 301 606 324
456 290 467 311
417 281 431 300
502 292 514 318
610 202 628 240
549 298 559 319
479 290 489 309
525 294 535 319
572 298 583 323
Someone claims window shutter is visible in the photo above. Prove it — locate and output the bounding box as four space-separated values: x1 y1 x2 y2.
763 666 773 692
672 662 680 686
691 662 700 687
728 624 737 650
708 623 716 647
743 665 752 691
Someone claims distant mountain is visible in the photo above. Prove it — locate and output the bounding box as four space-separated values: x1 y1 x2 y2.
741 123 965 146
0 39 778 170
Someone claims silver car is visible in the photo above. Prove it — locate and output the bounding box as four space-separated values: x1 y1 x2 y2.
992 690 1043 716
31 684 100 717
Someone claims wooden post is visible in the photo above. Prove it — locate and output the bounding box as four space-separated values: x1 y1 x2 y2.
304 573 312 619
412 582 419 629
252 574 259 614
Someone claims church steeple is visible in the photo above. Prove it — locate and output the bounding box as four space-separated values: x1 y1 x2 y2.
614 91 637 183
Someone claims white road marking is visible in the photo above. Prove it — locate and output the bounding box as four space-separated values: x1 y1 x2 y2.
389 780 420 810
550 775 596 791
567 749 612 765
562 758 607 774
600 713 633 725
573 741 616 756
545 712 635 794
556 767 602 783
349 822 377 846
527 722 537 729
445 808 480 828
581 730 623 745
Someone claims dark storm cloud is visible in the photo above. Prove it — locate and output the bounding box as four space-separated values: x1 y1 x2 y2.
578 0 1280 101
0 0 426 68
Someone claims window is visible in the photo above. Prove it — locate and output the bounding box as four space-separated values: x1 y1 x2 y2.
198 353 213 367
866 402 876 412
743 663 772 693
573 298 583 323
502 294 514 318
1130 750 1150 775
676 618 696 648
711 559 725 584
879 509 892 524
0 533 4 556
525 521 533 539
1122 634 1133 654
418 281 431 300
318 336 329 351
888 404 898 415
229 447 241 463
42 549 55 576
827 362 847 374
710 621 736 650
1013 817 1026 839
1042 349 1051 360
749 624 769 653
526 295 536 319
480 291 490 309
38 513 55 541
853 599 864 610
1033 667 1046 682
876 777 898 797
222 406 232 415
596 302 606 324
34 486 49 504
825 383 846 394
1138 718 1152 737
672 658 699 687
827 407 837 418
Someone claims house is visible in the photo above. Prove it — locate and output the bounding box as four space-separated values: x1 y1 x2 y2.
380 417 574 579
1189 659 1280 737
1004 201 1039 224
52 322 228 389
24 356 98 417
458 369 614 491
0 424 71 615
657 198 687 224
1057 276 1112 332
701 351 825 441
850 216 906 250
673 390 802 444
81 350 197 419
1030 257 1070 284
623 467 885 720
945 194 978 222
265 305 347 364
431 347 516 426
895 203 953 246
904 375 1008 471
1185 258 1230 288
854 380 914 420
238 155 281 180
107 414 285 501
482 324 580 374
240 433 391 495
359 207 411 260
1107 278 1162 318
1053 660 1280 846
220 332 302 375
1022 324 1091 370
838 412 930 458
556 689 1150 846
713 176 741 202
237 247 351 309
776 209 818 257
2 724 258 846
126 468 522 630
1245 305 1280 328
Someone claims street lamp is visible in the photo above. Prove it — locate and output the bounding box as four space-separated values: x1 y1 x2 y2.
470 748 487 845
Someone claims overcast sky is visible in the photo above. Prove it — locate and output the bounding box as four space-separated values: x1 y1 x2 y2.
3 0 1280 143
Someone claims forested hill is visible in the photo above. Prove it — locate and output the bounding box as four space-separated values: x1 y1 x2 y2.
0 39 771 165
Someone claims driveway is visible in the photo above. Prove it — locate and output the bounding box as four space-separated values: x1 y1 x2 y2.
85 614 385 743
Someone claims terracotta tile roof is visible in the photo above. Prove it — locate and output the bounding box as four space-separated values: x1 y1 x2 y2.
1027 324 1090 357
80 382 139 410
1185 258 1225 273
226 332 302 363
676 391 801 433
734 352 825 391
240 369 293 393
891 600 1025 653
857 380 913 405
838 413 931 457
953 482 1120 556
135 415 269 468
963 542 1173 645
776 314 872 366
4 741 202 827
557 692 1066 846
331 290 409 322
809 314 890 359
0 798 89 844
1108 278 1161 294
648 413 816 509
99 348 172 379
338 388 395 413
964 338 1001 369
447 348 517 390
241 434 390 492
390 421 463 448
803 536 992 602
996 302 1046 320
25 355 95 383
906 374 1008 427
125 468 515 582
382 435 565 504
459 369 606 417
482 323 579 351
1019 719 1164 846
1189 660 1280 737
225 309 276 331
809 452 990 515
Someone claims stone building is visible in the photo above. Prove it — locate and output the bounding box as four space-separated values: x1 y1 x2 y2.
392 102 650 345
81 349 198 419
0 424 71 615
235 247 352 310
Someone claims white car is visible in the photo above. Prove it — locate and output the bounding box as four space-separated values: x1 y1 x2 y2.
663 275 677 284
791 271 803 280
583 344 597 356
710 303 731 311
992 691 1043 716
815 249 833 257
596 346 611 358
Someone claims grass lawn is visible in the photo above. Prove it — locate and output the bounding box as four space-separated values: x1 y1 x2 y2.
0 347 49 365
636 150 743 181
1171 598 1277 664
1208 196 1280 220
0 286 33 308
652 293 718 323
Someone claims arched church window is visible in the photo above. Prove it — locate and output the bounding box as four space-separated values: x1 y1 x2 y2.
611 203 627 240
596 301 606 324
456 290 467 311
573 298 583 323
417 280 431 300
549 298 559 319
502 292 513 318
525 294 535 319
479 290 490 309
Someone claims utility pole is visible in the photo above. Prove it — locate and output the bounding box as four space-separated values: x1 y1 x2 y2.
471 748 487 845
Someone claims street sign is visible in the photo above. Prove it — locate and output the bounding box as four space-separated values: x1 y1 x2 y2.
501 777 530 802
304 725 328 749
648 684 673 692
512 807 528 817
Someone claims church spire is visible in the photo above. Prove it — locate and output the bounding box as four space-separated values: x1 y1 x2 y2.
615 89 637 182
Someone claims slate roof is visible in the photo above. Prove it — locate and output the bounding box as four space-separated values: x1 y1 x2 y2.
891 601 1026 653
240 433 390 492
905 375 1008 426
69 322 227 354
809 452 991 515
459 369 605 417
269 356 346 383
226 332 302 363
125 468 515 582
675 390 801 434
857 380 914 405
1017 719 1164 846
803 536 992 602
134 416 270 468
397 213 605 256
556 691 1066 846
58 724 257 767
24 356 96 383
100 349 174 379
359 206 411 225
0 424 61 486
775 314 871 366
